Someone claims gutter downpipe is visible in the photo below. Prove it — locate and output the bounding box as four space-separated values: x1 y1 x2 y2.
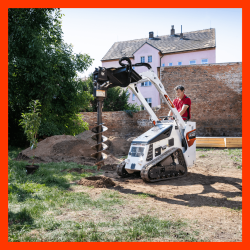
159 52 164 105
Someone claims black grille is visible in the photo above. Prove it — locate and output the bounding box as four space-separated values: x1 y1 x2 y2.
169 138 174 147
131 163 136 169
146 144 153 161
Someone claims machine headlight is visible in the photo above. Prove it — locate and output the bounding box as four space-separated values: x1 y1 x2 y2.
125 159 130 164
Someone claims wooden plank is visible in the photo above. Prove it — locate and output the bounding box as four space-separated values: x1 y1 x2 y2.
226 140 242 143
195 137 242 148
225 138 242 147
226 138 242 141
197 144 225 148
197 141 224 144
197 138 224 141
196 140 225 144
196 138 225 148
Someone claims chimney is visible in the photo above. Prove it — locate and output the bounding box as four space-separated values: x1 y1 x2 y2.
171 25 175 36
180 25 183 39
149 31 154 39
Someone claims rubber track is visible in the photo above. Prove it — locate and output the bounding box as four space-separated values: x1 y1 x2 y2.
140 147 187 182
117 161 132 177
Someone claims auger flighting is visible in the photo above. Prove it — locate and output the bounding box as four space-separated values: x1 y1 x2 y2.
90 89 108 170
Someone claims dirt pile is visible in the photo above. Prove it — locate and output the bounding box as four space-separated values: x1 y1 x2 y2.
106 136 136 156
16 130 124 166
77 176 116 188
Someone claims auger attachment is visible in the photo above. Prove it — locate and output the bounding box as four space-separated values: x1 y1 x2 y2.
91 96 108 170
91 60 142 169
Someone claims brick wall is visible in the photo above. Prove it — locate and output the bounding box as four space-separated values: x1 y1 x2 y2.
80 111 148 139
159 62 242 136
81 62 242 138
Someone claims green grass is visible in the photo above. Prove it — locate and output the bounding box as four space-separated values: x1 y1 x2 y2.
131 193 156 199
11 215 202 242
196 148 214 152
225 148 242 168
199 154 206 158
227 148 242 157
8 146 203 242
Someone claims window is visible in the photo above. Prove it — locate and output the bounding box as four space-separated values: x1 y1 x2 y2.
162 63 165 66
130 147 145 157
178 62 182 65
148 56 152 63
202 59 208 64
126 90 129 96
133 66 135 69
132 93 135 101
145 98 152 107
168 63 173 66
190 60 196 65
141 81 152 87
141 56 145 63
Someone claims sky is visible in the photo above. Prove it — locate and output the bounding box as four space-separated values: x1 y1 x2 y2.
60 8 242 78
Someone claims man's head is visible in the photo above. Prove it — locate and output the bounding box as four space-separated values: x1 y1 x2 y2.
174 85 185 99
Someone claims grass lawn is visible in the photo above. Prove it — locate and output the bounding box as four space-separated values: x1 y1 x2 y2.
8 146 207 242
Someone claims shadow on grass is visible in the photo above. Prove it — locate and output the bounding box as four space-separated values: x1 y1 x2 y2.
8 210 34 227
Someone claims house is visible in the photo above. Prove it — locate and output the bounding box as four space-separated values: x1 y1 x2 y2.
101 25 216 108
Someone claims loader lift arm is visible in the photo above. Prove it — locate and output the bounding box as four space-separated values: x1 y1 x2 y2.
93 57 185 127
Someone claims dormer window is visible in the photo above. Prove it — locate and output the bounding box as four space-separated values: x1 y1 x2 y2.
148 56 152 63
141 56 145 63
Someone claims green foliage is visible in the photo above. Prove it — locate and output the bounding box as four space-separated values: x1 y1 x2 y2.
8 8 93 146
19 100 41 150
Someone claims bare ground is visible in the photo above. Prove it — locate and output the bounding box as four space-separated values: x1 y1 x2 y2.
75 149 242 242
16 132 242 241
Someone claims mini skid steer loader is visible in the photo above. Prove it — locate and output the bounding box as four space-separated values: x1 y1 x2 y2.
91 57 196 183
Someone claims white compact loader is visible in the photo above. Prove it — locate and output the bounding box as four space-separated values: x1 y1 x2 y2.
92 57 196 182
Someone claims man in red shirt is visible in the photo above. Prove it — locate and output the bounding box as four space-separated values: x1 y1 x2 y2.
168 85 191 121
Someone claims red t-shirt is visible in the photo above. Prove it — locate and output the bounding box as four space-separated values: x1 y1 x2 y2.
173 94 191 120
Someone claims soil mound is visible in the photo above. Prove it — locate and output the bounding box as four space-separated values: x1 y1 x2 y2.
106 136 134 156
77 176 116 188
16 131 123 166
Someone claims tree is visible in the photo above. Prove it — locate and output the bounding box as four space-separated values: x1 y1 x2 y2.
81 74 140 114
8 8 93 146
19 100 41 166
